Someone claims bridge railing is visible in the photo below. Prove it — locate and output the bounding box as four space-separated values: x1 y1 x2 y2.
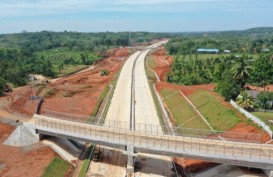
35 115 273 169
38 111 261 143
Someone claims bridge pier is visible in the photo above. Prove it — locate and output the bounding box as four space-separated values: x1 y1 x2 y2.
124 144 136 174
262 169 273 177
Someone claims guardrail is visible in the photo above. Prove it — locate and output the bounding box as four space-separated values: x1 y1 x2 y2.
35 115 273 170
39 111 261 143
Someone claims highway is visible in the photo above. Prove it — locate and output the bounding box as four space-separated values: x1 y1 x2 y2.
105 51 141 129
105 41 166 132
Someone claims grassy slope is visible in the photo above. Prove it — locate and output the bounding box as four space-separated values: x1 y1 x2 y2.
55 65 88 77
252 112 273 131
41 157 70 177
188 90 241 131
160 88 210 130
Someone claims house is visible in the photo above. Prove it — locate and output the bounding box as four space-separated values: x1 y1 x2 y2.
261 48 270 53
197 48 219 54
224 50 231 53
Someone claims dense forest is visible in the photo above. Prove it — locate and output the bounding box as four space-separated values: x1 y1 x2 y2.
0 31 169 91
166 27 273 54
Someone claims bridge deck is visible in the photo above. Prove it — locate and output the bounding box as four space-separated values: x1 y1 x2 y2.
34 114 273 170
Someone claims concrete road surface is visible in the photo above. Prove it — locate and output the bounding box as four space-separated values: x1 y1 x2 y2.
105 51 141 129
134 50 162 133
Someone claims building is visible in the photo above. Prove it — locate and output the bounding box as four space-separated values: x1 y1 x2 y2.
224 50 231 53
197 48 219 54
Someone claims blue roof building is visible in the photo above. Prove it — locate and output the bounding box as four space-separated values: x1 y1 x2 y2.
197 48 219 53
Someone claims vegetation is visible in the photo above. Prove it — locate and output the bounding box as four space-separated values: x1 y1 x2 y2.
100 69 109 76
165 27 273 55
252 112 273 131
90 85 110 118
167 37 273 101
0 77 6 95
160 88 210 130
256 92 273 111
56 65 88 77
166 27 273 101
41 157 70 177
0 31 168 87
188 90 242 131
231 56 252 88
236 90 255 111
79 144 94 177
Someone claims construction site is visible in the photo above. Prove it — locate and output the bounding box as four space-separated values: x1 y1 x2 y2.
0 41 273 177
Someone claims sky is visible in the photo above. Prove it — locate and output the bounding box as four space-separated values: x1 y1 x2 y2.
0 0 273 34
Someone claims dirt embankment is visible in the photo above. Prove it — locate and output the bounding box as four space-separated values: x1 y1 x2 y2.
246 84 273 92
149 48 173 81
0 48 131 121
150 47 272 174
0 122 57 177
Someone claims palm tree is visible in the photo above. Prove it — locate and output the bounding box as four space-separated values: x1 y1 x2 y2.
231 56 252 88
236 90 255 111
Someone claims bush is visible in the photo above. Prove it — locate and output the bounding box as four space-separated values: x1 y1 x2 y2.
100 69 109 76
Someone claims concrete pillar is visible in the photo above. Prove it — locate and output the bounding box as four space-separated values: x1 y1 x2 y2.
125 144 136 174
269 171 273 177
263 169 273 177
127 155 134 174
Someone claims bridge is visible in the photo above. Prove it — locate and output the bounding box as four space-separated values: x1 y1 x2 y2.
33 41 273 176
35 114 273 171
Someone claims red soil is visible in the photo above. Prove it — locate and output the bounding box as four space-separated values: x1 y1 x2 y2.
0 48 131 121
40 48 130 119
150 48 173 81
246 84 273 92
151 47 273 174
0 122 57 177
227 122 271 143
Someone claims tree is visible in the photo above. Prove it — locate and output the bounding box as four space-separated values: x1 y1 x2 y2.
236 90 255 111
256 92 273 111
231 56 252 88
80 54 86 65
250 55 273 90
57 61 64 72
216 70 240 101
0 77 7 96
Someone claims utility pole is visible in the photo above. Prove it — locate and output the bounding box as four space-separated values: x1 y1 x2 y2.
128 31 131 47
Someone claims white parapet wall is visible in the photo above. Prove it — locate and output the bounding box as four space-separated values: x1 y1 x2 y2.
230 100 272 138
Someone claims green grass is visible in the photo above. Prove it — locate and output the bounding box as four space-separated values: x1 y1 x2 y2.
78 144 94 177
188 90 241 131
41 157 70 177
55 65 88 77
160 88 211 131
146 57 157 82
90 85 110 119
147 56 157 68
252 112 273 131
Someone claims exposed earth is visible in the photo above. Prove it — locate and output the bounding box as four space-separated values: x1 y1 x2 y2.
0 48 131 122
0 122 57 177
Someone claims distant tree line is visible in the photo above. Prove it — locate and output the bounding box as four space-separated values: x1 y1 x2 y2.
0 31 170 90
165 27 273 55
